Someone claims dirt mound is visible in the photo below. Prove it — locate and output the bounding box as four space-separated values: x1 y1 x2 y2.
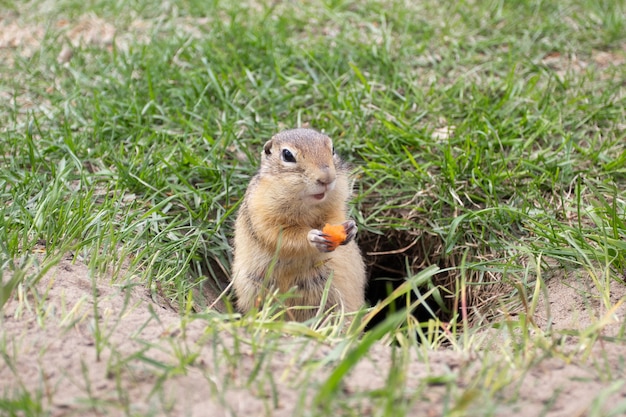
2 258 624 416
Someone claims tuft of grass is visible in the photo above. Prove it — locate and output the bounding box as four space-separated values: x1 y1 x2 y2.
0 389 44 417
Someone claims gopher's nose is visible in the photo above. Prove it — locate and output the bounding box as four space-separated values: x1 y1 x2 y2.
316 165 336 185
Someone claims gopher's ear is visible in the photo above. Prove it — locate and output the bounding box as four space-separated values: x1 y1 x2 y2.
263 140 273 155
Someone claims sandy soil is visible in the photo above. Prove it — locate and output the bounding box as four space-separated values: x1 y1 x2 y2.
2 257 625 416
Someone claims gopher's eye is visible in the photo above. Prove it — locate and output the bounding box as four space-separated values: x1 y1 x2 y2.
281 148 296 163
332 146 335 155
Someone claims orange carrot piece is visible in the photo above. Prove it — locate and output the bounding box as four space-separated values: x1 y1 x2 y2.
322 223 347 251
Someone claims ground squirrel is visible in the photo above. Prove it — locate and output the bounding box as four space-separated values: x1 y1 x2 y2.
231 128 366 321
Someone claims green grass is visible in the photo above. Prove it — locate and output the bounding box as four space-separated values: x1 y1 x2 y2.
1 0 625 415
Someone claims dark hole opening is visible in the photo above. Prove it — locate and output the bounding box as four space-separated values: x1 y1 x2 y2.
359 229 455 332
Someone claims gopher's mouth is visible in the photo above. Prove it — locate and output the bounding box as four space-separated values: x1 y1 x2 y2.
312 192 326 200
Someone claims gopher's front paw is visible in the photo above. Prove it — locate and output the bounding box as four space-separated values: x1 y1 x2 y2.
308 229 335 253
341 220 357 245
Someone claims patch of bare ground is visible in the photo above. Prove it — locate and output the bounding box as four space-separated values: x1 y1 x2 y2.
1 258 625 416
497 268 626 417
535 268 626 336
